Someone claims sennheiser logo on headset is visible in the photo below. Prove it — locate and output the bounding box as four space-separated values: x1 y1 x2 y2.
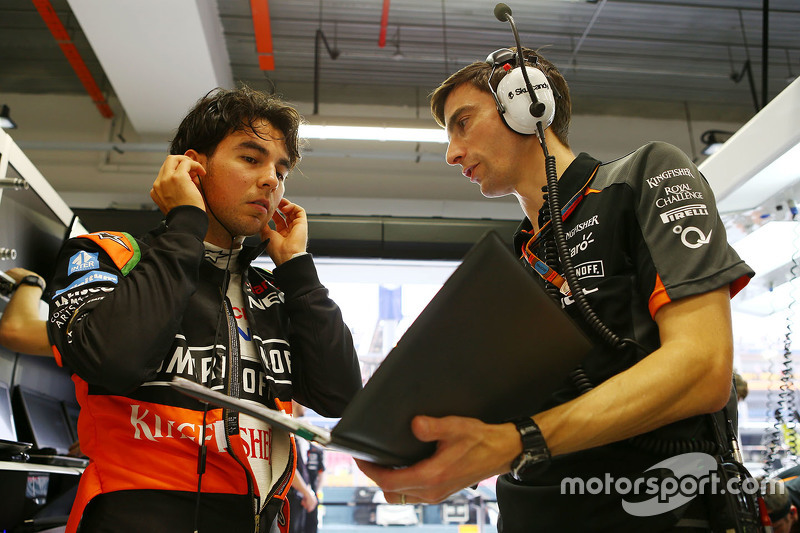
507 83 549 100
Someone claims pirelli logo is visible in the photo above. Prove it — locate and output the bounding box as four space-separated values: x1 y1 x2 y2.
659 203 709 224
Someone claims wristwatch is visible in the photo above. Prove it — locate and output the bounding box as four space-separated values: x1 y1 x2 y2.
16 275 46 292
509 417 551 482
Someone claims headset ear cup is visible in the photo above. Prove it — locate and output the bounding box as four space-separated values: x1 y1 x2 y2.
496 66 556 135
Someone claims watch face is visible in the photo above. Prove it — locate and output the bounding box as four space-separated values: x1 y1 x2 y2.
511 418 549 481
511 451 550 482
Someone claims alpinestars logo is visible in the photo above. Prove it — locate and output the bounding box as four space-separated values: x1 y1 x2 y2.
95 232 131 251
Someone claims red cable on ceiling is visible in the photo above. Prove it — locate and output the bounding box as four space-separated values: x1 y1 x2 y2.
250 0 275 70
31 0 113 119
378 0 390 48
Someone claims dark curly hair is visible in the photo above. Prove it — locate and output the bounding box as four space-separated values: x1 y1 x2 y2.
169 85 303 169
430 47 571 147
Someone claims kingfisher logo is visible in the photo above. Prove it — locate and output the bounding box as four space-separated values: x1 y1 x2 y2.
68 251 99 275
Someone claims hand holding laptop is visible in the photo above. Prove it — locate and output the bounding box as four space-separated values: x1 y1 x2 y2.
172 231 592 468
355 413 522 503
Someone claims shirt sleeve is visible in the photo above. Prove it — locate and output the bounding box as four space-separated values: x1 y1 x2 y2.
627 142 753 315
271 253 362 417
47 206 208 393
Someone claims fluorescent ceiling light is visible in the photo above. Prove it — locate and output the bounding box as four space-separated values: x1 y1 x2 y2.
731 220 800 276
0 105 17 129
702 143 725 156
700 130 733 156
300 124 448 143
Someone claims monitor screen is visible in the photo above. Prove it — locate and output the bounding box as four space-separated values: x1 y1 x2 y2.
62 401 80 442
16 387 74 454
0 382 17 442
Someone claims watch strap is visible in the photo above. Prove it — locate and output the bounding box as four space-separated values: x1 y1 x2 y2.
16 275 46 292
510 417 550 481
513 417 547 450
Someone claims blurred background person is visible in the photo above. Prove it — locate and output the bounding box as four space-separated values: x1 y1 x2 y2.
288 400 320 533
763 477 799 533
0 267 50 356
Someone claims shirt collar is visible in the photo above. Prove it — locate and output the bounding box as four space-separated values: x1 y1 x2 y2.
513 152 602 254
203 241 242 271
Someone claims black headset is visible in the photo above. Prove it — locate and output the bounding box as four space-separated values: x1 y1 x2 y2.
486 3 558 138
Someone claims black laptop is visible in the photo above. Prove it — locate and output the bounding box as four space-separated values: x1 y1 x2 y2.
172 230 593 466
0 381 32 457
13 385 88 467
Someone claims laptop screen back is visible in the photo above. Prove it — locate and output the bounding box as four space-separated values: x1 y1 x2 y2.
330 230 593 465
63 401 81 442
0 382 18 442
16 387 74 454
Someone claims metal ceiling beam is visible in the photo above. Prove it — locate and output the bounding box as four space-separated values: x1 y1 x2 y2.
224 20 800 55
602 0 798 15
65 0 233 134
567 0 607 66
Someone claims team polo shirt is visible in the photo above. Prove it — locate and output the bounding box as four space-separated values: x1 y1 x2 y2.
497 142 754 532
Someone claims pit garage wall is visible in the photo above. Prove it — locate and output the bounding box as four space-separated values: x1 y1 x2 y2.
0 129 83 407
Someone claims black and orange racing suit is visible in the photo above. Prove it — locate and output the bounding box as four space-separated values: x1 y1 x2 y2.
47 206 361 533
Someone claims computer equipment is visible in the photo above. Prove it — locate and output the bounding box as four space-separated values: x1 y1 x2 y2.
13 386 87 467
173 230 593 466
61 401 80 443
0 381 32 457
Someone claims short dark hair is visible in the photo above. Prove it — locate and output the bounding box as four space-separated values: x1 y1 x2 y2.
762 478 792 523
170 85 303 169
430 48 571 146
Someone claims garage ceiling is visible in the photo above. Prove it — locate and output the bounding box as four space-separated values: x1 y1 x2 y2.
0 0 798 219
3 0 798 119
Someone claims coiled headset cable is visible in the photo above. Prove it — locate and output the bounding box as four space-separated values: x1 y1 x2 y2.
535 122 645 355
193 174 238 533
533 123 732 458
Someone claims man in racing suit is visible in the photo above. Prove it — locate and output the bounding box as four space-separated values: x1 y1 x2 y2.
47 86 362 533
357 48 754 531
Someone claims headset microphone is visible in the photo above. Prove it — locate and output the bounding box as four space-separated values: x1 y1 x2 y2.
493 2 512 22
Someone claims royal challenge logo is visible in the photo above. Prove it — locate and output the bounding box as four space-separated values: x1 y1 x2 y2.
560 452 761 517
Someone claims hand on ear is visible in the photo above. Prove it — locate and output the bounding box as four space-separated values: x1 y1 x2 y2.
150 153 207 214
263 198 308 266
